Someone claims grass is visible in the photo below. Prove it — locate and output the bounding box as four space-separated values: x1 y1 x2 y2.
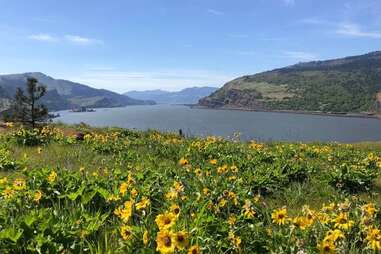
0 124 380 253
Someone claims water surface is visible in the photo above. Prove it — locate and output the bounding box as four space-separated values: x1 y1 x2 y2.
55 105 381 142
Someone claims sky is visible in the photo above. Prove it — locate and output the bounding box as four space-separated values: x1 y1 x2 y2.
0 0 381 93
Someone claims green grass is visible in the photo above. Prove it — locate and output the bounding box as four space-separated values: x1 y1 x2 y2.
0 124 380 253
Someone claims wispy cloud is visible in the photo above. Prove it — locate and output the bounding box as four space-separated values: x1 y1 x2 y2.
28 34 59 42
207 9 224 16
336 22 381 39
72 69 237 92
28 33 103 45
64 35 103 45
283 51 318 61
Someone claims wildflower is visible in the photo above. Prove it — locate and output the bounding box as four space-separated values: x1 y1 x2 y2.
194 168 202 177
228 215 237 226
324 229 344 242
143 230 149 246
156 230 175 254
127 174 135 185
2 187 15 199
33 190 43 203
130 188 138 198
228 191 238 205
203 187 210 196
272 208 288 225
170 204 180 216
333 212 354 230
188 245 201 254
173 181 184 192
119 182 128 196
217 165 228 174
228 231 241 249
37 147 42 154
209 159 217 165
115 201 133 222
292 216 313 230
48 170 57 184
365 227 381 251
136 197 150 210
218 198 227 208
13 178 26 190
230 165 238 173
120 225 133 241
173 231 188 250
107 194 121 202
316 212 330 225
361 203 377 217
322 203 336 212
155 212 176 230
166 190 178 200
317 239 336 254
0 177 7 185
179 158 189 166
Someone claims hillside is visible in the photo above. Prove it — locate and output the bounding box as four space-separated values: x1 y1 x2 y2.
200 51 381 113
0 124 380 252
125 86 218 104
0 72 154 111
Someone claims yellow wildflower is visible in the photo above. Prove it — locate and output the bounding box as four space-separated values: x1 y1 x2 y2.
13 178 26 190
136 197 150 210
173 231 188 250
272 208 288 225
120 225 133 241
155 212 176 230
156 230 175 254
365 227 381 251
33 190 42 203
333 212 354 230
143 230 149 246
2 187 15 199
188 245 201 254
48 170 57 184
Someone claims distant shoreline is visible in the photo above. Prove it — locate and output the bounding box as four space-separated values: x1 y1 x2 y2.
187 104 381 120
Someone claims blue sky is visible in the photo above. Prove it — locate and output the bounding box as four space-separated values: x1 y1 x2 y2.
0 0 381 92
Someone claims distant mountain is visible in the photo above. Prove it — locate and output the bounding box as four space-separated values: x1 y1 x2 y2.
125 87 219 104
0 72 154 112
200 51 381 113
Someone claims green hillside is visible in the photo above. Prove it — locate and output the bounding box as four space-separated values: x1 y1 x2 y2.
200 51 381 113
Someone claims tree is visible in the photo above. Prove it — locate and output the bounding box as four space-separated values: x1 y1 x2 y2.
10 77 48 128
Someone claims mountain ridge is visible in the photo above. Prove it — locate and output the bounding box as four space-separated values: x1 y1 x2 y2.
0 72 154 112
124 86 218 104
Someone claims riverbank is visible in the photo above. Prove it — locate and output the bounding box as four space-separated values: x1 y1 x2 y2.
189 104 381 120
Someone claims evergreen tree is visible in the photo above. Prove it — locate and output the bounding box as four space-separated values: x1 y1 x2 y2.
10 77 48 128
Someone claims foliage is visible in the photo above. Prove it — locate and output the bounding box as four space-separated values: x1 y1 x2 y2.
8 77 48 128
203 51 381 113
0 126 380 253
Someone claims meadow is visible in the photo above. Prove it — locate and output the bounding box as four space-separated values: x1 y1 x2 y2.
0 124 380 253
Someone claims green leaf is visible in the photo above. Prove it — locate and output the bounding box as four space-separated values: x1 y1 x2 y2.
0 228 23 243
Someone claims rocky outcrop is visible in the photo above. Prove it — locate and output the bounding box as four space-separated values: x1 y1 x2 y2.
199 89 264 109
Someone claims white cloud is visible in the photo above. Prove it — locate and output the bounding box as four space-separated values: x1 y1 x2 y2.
71 69 237 93
336 22 381 39
284 51 318 61
64 35 103 45
207 9 224 16
28 34 59 42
